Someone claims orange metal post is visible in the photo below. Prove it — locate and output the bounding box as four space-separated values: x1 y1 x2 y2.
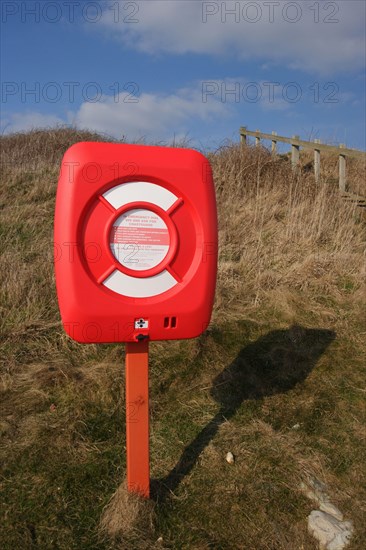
125 340 150 498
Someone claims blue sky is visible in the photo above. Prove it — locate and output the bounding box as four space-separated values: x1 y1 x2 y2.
1 0 365 150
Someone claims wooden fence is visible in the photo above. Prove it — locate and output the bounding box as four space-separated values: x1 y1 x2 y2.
240 126 366 194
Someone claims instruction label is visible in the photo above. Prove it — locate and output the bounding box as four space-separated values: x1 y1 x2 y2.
110 208 170 271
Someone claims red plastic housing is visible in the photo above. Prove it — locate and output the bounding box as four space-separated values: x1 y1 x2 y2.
54 142 218 343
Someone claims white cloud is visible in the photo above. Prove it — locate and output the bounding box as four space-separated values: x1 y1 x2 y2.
3 73 345 141
2 77 360 143
1 112 66 134
72 86 231 140
97 0 365 75
1 86 231 141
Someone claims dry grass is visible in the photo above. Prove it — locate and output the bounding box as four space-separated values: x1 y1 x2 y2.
99 482 156 548
0 128 365 549
210 143 365 333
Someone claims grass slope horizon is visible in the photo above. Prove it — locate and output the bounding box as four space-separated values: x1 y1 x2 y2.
1 128 365 549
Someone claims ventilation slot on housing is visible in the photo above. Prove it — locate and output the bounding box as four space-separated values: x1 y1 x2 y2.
164 317 177 328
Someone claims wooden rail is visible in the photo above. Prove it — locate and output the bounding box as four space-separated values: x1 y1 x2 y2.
240 126 366 193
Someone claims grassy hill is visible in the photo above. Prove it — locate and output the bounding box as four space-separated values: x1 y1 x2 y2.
1 129 365 549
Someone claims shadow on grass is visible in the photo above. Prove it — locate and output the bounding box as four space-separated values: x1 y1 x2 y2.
151 324 335 502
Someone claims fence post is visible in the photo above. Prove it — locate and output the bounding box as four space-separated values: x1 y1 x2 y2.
271 131 277 154
314 139 321 183
240 127 247 145
339 144 346 192
291 136 300 171
255 130 260 147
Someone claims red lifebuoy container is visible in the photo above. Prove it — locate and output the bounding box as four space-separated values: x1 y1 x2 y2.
54 142 218 343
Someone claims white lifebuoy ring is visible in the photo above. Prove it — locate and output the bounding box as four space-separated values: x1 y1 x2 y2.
101 182 180 298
